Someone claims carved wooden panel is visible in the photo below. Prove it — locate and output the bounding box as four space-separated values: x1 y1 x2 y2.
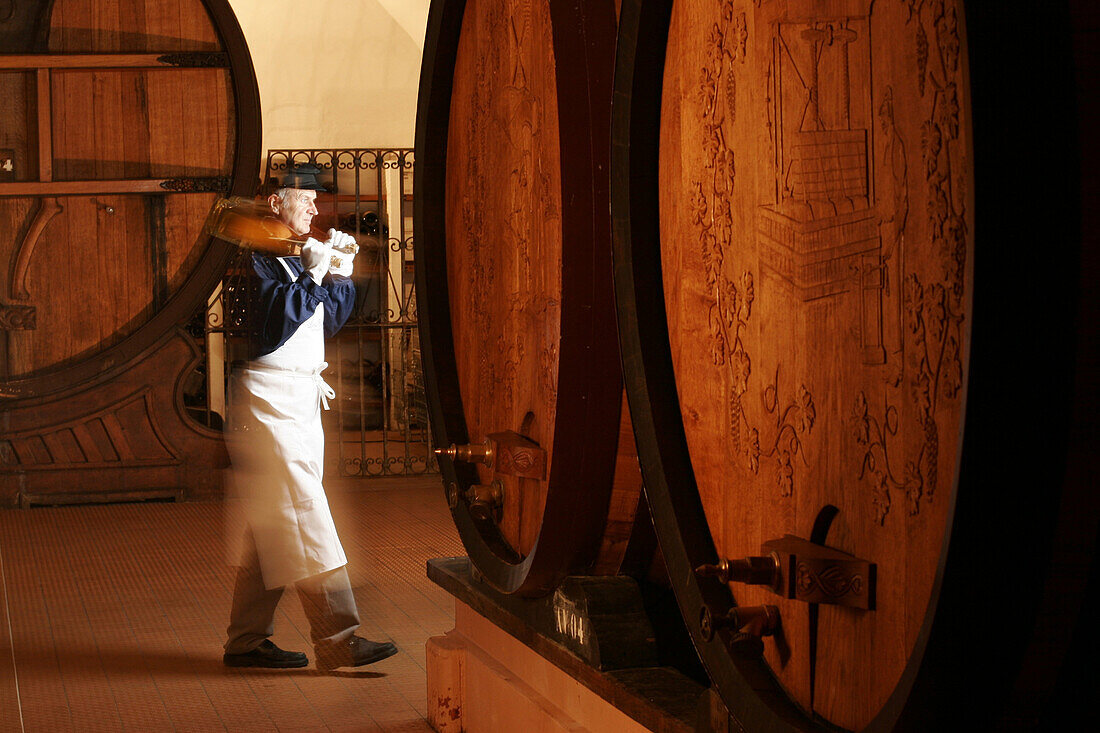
659 0 971 728
446 0 563 556
0 331 226 505
2 390 177 468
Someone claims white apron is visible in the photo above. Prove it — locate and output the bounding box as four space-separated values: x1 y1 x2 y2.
225 260 346 589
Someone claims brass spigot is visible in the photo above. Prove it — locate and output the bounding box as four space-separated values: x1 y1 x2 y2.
699 604 780 643
727 605 779 638
464 480 504 522
434 440 494 467
695 555 779 587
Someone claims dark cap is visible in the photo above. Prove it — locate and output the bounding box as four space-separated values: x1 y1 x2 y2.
276 164 327 192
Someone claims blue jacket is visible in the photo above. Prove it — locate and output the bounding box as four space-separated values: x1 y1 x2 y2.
248 252 356 358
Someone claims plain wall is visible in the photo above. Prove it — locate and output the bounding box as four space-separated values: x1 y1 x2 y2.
227 0 431 154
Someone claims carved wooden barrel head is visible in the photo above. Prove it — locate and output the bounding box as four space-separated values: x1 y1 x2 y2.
0 0 258 394
415 0 641 596
614 0 1097 729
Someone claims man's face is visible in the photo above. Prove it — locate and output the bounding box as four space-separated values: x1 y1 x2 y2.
271 189 318 236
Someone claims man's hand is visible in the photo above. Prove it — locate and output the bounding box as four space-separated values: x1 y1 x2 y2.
300 237 331 285
325 228 358 253
325 229 358 278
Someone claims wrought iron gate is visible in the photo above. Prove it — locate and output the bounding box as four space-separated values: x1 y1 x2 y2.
184 148 435 477
267 149 433 476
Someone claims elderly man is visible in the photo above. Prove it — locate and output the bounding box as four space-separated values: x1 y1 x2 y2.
222 165 397 671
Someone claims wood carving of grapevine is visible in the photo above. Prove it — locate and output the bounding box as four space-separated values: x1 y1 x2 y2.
692 0 815 497
852 0 967 524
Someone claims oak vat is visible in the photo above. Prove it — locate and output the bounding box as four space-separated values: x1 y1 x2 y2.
414 0 646 596
612 0 1098 730
0 0 260 505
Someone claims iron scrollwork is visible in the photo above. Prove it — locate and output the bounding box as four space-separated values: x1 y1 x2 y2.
262 149 431 478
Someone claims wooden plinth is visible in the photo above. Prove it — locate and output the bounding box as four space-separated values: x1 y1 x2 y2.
425 557 702 733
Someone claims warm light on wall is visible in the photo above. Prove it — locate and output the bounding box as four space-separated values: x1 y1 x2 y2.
227 0 431 154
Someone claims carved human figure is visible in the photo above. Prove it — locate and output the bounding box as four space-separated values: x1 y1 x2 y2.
879 85 910 368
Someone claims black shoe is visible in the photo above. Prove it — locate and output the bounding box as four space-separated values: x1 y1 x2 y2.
316 635 398 671
223 639 308 669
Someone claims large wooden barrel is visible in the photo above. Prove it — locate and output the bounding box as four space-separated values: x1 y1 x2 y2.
0 0 259 505
613 0 1097 730
414 0 646 595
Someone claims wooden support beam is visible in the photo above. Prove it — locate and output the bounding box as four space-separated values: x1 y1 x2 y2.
0 54 227 69
36 68 51 182
0 180 221 197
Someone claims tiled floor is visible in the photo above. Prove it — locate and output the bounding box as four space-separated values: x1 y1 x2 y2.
0 476 463 732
